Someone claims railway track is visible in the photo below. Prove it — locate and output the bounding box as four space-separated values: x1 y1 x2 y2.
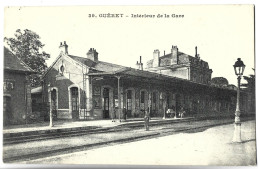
3 117 195 145
3 117 255 163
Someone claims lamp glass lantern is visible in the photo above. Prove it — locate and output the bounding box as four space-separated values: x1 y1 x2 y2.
233 58 245 76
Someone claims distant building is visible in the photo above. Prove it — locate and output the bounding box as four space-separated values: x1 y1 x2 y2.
40 42 249 121
146 46 212 84
3 47 35 125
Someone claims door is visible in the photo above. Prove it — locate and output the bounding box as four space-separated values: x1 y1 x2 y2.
103 88 109 119
71 87 79 119
126 90 132 117
3 96 12 126
176 94 181 114
151 92 157 117
140 91 145 114
51 89 57 120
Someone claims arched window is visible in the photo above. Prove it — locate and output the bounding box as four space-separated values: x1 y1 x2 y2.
60 65 65 75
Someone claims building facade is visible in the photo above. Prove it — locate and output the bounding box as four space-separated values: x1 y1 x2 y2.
146 46 212 84
41 42 249 121
3 47 35 125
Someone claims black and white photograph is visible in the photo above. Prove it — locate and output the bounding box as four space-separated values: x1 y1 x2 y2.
0 2 257 167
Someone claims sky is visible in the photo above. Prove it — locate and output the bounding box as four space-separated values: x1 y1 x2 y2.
3 4 255 86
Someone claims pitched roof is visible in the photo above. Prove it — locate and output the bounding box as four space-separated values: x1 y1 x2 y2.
4 47 35 74
68 55 96 67
94 60 125 72
67 54 126 72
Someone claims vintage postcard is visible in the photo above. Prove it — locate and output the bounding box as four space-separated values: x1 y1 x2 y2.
2 4 256 166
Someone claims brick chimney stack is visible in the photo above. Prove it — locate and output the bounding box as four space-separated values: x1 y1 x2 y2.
59 41 68 55
153 49 160 67
195 46 200 60
136 56 143 70
139 56 143 70
195 46 198 58
171 45 178 64
136 61 139 69
87 48 99 61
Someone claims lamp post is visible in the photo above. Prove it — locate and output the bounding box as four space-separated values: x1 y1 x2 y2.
116 76 121 122
48 84 54 127
232 58 245 143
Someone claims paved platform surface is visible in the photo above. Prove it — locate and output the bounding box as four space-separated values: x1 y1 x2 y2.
3 117 246 163
3 117 192 135
25 120 256 166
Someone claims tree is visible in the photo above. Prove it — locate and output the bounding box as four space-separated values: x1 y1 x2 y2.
241 68 255 90
5 29 50 86
241 68 255 112
211 77 229 87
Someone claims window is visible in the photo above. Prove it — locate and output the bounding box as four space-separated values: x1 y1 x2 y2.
60 65 65 75
4 80 15 90
71 87 78 96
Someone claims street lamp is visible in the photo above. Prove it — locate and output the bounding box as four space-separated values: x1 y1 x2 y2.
48 84 54 127
232 58 245 143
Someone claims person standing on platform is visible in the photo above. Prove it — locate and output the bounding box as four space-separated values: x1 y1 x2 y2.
112 107 116 122
179 106 186 118
144 108 150 131
123 106 127 121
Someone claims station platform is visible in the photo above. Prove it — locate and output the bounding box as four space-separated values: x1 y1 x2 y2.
3 117 193 137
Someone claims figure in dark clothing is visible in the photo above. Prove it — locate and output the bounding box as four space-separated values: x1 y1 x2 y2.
144 108 150 131
112 107 116 122
123 106 127 120
179 106 186 118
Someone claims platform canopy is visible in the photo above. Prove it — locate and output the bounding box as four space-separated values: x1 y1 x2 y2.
88 67 237 98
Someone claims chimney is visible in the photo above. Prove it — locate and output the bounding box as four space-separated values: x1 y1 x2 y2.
140 56 143 70
153 49 160 67
59 41 68 54
87 48 98 61
171 45 178 64
136 61 139 69
195 46 198 58
135 56 143 70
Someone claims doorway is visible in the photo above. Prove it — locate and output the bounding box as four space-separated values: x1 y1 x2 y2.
176 94 181 114
103 88 110 119
3 96 12 126
71 87 79 119
51 89 57 120
151 92 158 117
126 90 132 117
140 91 146 113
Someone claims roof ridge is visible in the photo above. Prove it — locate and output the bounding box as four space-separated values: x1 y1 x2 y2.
97 60 126 68
4 47 35 73
68 54 125 68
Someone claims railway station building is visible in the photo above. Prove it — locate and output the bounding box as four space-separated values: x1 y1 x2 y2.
40 42 249 120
